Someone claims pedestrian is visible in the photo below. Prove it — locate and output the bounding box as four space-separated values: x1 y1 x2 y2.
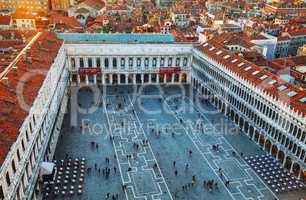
173 161 176 167
175 170 178 176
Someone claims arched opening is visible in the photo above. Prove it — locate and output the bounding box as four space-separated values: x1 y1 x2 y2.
265 140 272 153
284 156 292 171
80 74 86 83
128 74 133 84
104 74 110 84
136 74 142 84
174 73 179 82
249 126 254 138
259 135 265 147
144 74 149 83
159 74 165 84
292 162 301 178
221 103 225 113
166 74 172 83
254 130 260 143
292 143 297 154
271 145 278 158
112 74 118 84
120 74 126 84
234 114 239 125
151 74 157 83
230 110 235 121
181 73 187 83
278 150 285 164
244 121 249 133
226 107 230 116
239 117 244 129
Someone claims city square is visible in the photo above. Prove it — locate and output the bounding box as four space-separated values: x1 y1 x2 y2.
52 85 305 200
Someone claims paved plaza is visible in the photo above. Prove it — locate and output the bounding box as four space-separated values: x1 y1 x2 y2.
54 85 305 200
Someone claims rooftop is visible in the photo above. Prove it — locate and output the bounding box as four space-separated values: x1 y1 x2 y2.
0 15 11 26
56 33 176 43
0 32 63 164
197 41 306 116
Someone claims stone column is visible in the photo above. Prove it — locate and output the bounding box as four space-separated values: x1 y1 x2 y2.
85 75 89 85
125 74 128 84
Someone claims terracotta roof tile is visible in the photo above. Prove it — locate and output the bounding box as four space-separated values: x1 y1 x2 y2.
197 40 306 116
0 32 63 165
0 15 11 26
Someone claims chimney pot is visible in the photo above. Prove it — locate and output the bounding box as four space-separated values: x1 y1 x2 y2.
12 66 18 74
2 77 9 86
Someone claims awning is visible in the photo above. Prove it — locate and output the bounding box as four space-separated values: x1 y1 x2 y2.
40 162 55 176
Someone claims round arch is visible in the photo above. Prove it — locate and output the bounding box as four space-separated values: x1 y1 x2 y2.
264 139 272 153
271 145 278 158
292 162 301 178
259 134 265 147
284 156 292 171
278 150 285 163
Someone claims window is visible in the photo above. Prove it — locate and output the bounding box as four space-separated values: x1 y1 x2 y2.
113 58 117 69
104 58 109 69
32 115 36 126
183 57 188 66
152 58 157 67
299 97 306 103
25 131 29 142
12 159 16 173
21 140 25 151
96 58 101 68
277 85 287 91
168 57 173 66
120 58 125 68
160 57 165 66
88 58 93 67
137 58 141 68
145 58 149 68
176 57 180 66
287 91 297 97
128 58 133 68
6 172 10 186
17 149 21 161
70 57 75 69
79 58 84 68
0 186 4 200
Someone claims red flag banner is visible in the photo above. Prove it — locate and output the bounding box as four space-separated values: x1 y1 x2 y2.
159 67 181 74
79 68 102 75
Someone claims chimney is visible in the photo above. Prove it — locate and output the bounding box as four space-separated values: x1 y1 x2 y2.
1 77 9 86
10 32 15 40
12 66 18 75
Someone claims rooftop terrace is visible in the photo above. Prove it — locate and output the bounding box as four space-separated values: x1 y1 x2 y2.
56 33 176 43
